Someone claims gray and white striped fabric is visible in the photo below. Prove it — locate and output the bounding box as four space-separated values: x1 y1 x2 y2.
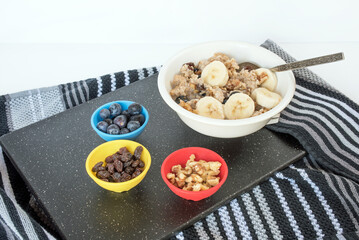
0 40 358 239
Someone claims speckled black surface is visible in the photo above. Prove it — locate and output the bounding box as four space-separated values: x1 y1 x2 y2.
0 74 305 240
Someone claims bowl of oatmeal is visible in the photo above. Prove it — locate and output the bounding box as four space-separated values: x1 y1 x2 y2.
157 41 295 138
161 147 228 201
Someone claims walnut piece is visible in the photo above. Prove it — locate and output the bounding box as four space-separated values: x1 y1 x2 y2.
166 154 222 191
167 173 176 184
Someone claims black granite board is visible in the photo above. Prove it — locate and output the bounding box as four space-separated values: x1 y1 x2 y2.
0 73 305 240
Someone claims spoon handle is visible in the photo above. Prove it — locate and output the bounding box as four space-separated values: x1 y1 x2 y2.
270 52 344 72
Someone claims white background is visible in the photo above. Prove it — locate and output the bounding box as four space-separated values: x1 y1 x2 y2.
1 0 359 103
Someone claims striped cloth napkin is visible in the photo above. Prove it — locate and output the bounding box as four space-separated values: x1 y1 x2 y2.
0 39 358 239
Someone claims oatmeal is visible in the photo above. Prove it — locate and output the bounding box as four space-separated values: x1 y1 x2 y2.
170 53 282 120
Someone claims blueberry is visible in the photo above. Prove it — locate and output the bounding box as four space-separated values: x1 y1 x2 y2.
229 91 241 97
121 110 131 120
223 91 241 104
120 128 130 134
127 120 141 132
130 114 145 125
114 115 127 128
128 103 142 115
107 124 120 135
96 121 109 133
175 96 188 104
109 103 122 117
104 118 112 125
99 108 110 119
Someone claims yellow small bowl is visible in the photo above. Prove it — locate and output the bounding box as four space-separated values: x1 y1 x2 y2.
85 140 151 192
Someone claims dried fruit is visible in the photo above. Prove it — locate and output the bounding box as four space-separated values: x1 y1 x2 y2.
92 146 145 183
92 162 103 172
134 146 143 160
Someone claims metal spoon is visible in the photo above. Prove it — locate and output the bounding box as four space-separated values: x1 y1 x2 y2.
238 52 344 72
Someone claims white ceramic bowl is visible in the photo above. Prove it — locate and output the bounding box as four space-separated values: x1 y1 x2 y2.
158 41 295 138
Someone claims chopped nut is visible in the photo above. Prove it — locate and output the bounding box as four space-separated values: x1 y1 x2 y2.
183 182 194 191
176 177 186 188
207 176 220 186
182 166 192 175
187 160 197 168
179 100 195 113
199 160 210 170
171 165 182 174
185 176 193 183
200 184 210 191
258 72 269 84
201 170 212 181
191 174 203 183
178 172 187 180
209 161 222 172
194 163 206 175
192 183 202 191
167 173 176 184
167 154 222 191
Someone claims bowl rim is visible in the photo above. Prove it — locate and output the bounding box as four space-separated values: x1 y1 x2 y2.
158 40 296 126
160 147 228 195
90 100 149 137
85 140 151 185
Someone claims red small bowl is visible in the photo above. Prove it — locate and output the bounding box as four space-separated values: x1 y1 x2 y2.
161 147 228 201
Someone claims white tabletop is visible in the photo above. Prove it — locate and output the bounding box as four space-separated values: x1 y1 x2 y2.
0 42 358 104
1 0 358 104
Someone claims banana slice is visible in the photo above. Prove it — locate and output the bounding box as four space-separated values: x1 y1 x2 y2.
224 93 255 119
251 87 282 109
254 68 277 91
196 96 225 119
201 61 229 87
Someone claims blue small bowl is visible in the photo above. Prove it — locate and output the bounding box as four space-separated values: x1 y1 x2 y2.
91 100 149 141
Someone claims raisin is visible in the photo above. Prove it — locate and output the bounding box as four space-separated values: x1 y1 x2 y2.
112 172 122 182
184 62 195 70
134 146 143 160
125 166 135 175
131 160 140 168
138 160 145 168
121 152 132 162
92 162 103 172
124 160 133 168
120 173 132 182
98 166 106 171
113 153 121 161
132 168 143 178
118 147 129 155
113 160 123 173
107 163 115 174
97 170 110 179
100 178 109 182
108 175 115 182
105 155 115 163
